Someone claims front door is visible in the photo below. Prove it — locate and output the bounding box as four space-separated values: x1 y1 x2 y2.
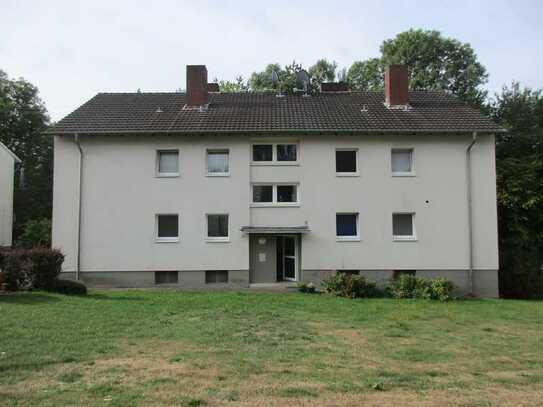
282 236 297 281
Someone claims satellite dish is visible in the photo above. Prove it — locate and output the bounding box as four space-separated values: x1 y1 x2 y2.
271 70 280 87
296 70 311 94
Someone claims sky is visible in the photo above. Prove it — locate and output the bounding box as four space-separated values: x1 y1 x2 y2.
1 0 542 121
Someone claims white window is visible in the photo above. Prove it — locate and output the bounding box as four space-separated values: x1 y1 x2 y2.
392 213 416 241
251 143 298 164
157 150 179 177
336 213 360 241
156 214 179 242
206 214 229 242
391 148 414 175
251 184 299 206
336 149 358 175
207 149 229 175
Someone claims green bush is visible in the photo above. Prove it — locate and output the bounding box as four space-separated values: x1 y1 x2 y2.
0 248 64 291
17 219 52 249
297 282 316 293
47 279 87 295
387 275 455 302
322 273 381 298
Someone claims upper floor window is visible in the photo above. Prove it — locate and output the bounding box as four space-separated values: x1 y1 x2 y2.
392 213 416 241
207 149 229 176
391 148 414 176
156 214 179 242
252 184 299 206
336 149 358 175
157 150 179 177
252 143 298 163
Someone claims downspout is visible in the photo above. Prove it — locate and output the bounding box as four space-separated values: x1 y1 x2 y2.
74 133 83 281
466 132 478 296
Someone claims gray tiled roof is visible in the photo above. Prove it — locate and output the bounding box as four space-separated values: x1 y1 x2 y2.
47 91 504 135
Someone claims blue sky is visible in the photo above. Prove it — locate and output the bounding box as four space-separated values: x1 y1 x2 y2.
1 0 541 121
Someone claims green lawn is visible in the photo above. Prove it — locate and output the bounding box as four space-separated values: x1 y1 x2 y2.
1 290 543 406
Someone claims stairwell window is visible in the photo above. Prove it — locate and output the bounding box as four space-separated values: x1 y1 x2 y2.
277 144 297 161
251 143 298 164
207 149 229 176
156 214 179 242
252 184 299 206
252 144 273 162
206 214 229 242
391 148 414 176
393 213 416 241
336 213 360 241
157 150 179 177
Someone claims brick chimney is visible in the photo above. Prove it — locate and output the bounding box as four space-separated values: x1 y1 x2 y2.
186 65 209 107
385 65 409 107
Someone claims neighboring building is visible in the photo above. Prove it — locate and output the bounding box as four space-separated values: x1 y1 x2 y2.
0 142 21 247
48 65 504 296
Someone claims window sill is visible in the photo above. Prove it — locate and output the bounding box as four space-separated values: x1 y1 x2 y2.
336 237 361 242
250 203 300 208
206 173 230 177
156 173 180 178
336 172 360 177
393 236 418 242
155 238 179 243
391 172 416 177
206 238 230 243
250 162 299 166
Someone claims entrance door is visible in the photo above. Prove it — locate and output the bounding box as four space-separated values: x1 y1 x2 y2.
282 236 297 281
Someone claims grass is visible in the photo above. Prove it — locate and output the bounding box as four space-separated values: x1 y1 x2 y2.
1 290 543 406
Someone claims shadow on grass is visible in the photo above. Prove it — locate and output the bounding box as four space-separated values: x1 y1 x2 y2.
0 292 61 304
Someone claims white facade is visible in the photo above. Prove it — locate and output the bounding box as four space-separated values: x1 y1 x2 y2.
0 142 20 247
52 133 499 296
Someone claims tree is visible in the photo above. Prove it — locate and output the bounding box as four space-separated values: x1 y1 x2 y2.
0 70 52 238
214 76 249 92
308 59 337 88
249 61 306 94
347 58 383 91
490 82 543 298
347 29 488 107
248 63 282 91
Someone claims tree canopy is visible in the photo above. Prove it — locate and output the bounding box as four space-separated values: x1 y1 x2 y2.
0 70 52 239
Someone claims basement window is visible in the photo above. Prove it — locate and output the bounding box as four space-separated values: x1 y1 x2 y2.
155 271 178 284
336 149 358 175
206 270 228 284
392 213 416 241
338 270 360 276
156 214 179 242
393 270 416 280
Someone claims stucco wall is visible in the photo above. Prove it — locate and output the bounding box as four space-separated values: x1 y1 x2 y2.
0 146 16 247
52 133 499 294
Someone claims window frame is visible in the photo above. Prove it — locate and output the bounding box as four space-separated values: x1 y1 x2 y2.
250 142 299 166
335 212 360 242
251 183 300 207
205 213 230 243
156 149 180 177
392 212 417 241
206 149 230 177
391 148 415 176
155 213 179 243
335 148 359 176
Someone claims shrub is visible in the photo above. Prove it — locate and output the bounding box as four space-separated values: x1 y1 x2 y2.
0 248 64 291
17 218 52 249
387 275 455 302
297 282 316 293
47 279 87 295
322 273 381 298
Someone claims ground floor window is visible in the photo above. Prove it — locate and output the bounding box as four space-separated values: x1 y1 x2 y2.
206 270 228 283
155 271 178 284
336 213 359 240
156 214 179 242
206 214 229 241
392 213 416 240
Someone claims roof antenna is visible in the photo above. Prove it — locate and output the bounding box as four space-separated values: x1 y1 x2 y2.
271 70 283 98
296 70 311 97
